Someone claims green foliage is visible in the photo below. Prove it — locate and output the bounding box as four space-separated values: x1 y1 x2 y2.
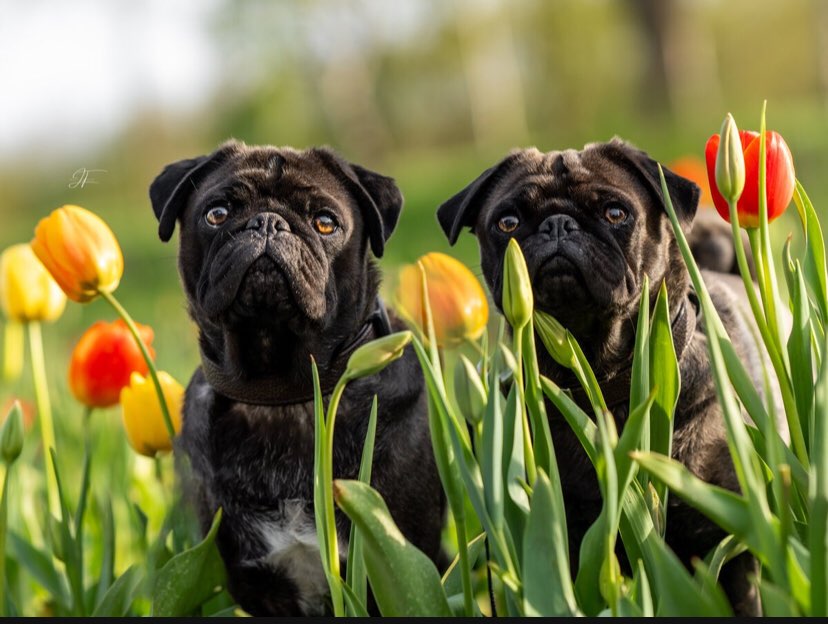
151 509 226 616
310 108 828 617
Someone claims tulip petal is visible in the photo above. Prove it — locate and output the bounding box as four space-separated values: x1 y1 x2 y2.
32 205 124 302
121 371 182 457
395 252 488 348
0 244 66 323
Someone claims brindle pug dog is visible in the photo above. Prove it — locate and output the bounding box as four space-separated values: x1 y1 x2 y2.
150 140 443 616
437 138 778 616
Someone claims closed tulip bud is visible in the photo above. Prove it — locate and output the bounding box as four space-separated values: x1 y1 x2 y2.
502 239 533 330
533 310 573 367
31 205 124 302
69 320 155 408
454 355 487 425
395 253 488 348
714 113 745 206
0 244 66 323
120 371 183 457
0 400 24 464
344 331 412 382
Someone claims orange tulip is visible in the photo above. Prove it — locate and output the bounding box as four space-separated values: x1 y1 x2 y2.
0 244 66 323
395 252 488 348
69 320 155 408
705 129 795 228
669 156 712 208
31 205 123 302
120 371 183 457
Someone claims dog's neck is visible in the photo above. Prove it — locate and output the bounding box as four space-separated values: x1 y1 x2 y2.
197 266 386 404
535 283 695 396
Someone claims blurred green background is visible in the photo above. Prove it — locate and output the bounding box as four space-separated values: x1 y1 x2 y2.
2 0 827 425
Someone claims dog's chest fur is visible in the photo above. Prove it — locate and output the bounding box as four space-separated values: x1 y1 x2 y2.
253 500 332 616
180 373 363 615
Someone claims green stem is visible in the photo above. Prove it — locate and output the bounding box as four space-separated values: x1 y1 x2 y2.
745 229 808 465
756 103 790 369
83 407 93 456
100 291 175 440
453 508 475 616
0 467 8 616
324 379 347 617
730 203 808 466
28 322 59 515
513 325 537 487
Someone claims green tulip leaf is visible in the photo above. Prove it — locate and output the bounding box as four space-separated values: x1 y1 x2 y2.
793 181 828 324
8 531 69 609
644 532 732 617
630 451 768 557
441 532 486 597
810 334 828 615
151 509 226 616
345 395 378 611
333 480 450 617
630 276 651 456
759 578 800 617
523 470 578 616
92 565 142 617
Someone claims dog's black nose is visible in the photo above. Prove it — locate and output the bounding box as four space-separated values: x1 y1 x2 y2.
246 212 290 234
539 214 579 240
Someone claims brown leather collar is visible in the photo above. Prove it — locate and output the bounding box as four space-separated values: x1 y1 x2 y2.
565 291 700 413
200 298 392 406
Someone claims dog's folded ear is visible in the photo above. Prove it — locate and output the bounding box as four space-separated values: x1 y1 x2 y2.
437 151 528 245
150 141 240 242
600 138 701 230
312 149 403 258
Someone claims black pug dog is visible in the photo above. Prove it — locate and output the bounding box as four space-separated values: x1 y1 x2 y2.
149 140 444 616
437 138 778 616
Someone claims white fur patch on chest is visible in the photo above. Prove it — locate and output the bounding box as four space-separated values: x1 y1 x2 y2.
254 499 341 616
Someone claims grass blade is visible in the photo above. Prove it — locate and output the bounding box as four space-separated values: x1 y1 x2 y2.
345 395 378 611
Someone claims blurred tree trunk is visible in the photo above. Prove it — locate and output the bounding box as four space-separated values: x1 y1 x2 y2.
628 0 671 115
626 0 722 121
317 51 392 161
454 0 530 151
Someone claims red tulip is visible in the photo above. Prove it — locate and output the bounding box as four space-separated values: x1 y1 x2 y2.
69 320 155 408
705 129 795 228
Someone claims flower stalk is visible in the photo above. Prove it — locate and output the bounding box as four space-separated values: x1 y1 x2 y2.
28 321 59 514
100 291 175 441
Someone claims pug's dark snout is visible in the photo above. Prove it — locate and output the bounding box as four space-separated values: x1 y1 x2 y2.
539 213 579 241
246 212 290 234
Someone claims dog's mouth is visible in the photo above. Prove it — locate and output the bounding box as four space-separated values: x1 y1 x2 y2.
528 246 594 317
231 255 296 318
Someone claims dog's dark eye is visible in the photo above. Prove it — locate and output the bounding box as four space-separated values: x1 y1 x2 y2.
313 212 338 236
603 204 628 225
497 213 520 233
205 206 229 227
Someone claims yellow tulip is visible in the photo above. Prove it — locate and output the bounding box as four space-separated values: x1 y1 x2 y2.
395 252 488 348
0 244 66 323
31 205 124 302
120 371 183 457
